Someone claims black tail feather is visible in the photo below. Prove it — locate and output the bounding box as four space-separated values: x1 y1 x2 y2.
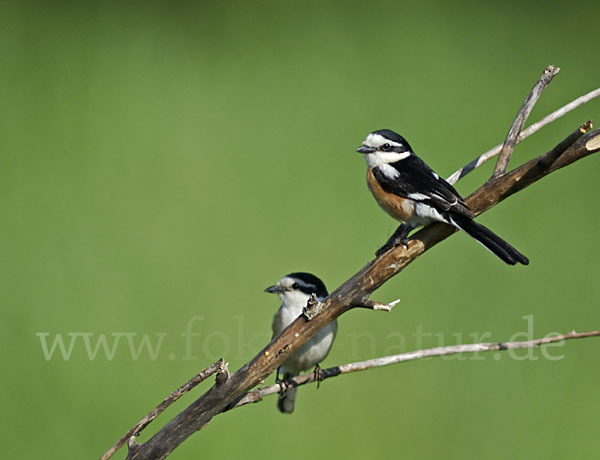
451 215 529 266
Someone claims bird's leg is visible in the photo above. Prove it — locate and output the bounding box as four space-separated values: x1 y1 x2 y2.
376 223 416 257
275 367 290 397
313 363 324 389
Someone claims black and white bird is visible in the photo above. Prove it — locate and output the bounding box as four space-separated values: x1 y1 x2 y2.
265 272 338 414
356 129 529 265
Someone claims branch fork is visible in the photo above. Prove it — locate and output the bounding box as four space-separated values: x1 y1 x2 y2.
101 360 224 460
492 65 561 179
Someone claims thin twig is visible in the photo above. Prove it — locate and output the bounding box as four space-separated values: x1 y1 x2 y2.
523 88 600 139
446 87 600 185
355 297 401 312
492 65 560 178
232 330 600 409
101 360 223 460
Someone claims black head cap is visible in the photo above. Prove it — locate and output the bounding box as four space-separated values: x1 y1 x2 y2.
286 272 328 298
372 129 413 151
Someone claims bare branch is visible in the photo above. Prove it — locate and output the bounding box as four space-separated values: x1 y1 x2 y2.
231 330 600 409
101 360 223 460
355 297 401 312
538 122 593 169
492 65 560 178
122 127 600 460
587 132 600 151
446 86 599 185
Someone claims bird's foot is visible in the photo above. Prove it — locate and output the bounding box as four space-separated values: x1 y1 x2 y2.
313 363 324 389
275 367 284 387
375 224 414 257
276 378 288 395
375 238 409 257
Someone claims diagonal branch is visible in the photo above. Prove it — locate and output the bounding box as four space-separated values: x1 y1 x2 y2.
446 87 600 185
122 127 600 460
231 330 600 409
100 360 224 460
492 65 560 179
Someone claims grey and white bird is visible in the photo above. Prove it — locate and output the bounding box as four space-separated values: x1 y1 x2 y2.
265 272 338 414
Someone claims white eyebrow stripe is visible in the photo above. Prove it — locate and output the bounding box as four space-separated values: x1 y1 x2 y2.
364 133 405 148
284 277 312 290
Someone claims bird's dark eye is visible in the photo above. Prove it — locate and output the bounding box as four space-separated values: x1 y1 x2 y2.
382 143 392 151
292 283 299 289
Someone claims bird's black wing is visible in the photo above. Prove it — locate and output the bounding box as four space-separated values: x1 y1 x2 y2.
373 155 474 218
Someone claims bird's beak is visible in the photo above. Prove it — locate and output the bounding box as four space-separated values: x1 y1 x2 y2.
265 284 284 294
356 145 376 154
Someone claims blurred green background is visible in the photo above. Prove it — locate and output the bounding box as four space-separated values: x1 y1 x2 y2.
2 1 599 458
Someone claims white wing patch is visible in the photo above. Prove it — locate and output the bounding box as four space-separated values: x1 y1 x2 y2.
414 202 449 224
408 192 429 201
432 171 439 180
379 164 400 179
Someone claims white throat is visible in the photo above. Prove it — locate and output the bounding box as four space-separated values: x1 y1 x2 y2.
365 151 410 168
279 290 312 315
